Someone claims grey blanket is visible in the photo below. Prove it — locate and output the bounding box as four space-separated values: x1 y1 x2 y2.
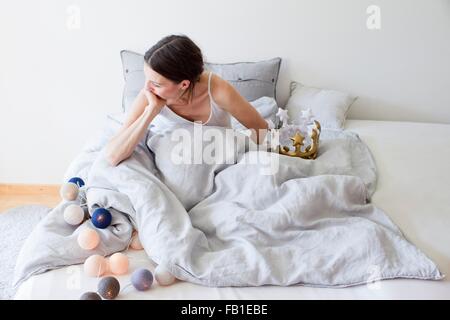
13 113 443 289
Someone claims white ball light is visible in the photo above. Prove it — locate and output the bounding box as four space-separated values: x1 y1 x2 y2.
60 182 79 201
84 254 108 277
77 228 100 250
63 204 85 225
155 265 176 286
109 253 129 275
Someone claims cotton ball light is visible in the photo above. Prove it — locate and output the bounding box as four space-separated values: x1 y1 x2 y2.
68 177 85 188
130 232 143 250
77 228 100 250
84 254 108 277
131 268 153 291
155 265 176 286
109 253 129 275
98 276 120 300
79 292 102 300
60 182 79 201
91 208 112 229
63 204 85 225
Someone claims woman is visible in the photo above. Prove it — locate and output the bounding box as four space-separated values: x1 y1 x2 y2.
105 34 269 166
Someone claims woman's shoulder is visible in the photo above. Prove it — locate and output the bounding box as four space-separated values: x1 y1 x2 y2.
207 71 237 107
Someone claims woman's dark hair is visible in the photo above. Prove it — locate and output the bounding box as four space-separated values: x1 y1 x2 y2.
144 34 204 103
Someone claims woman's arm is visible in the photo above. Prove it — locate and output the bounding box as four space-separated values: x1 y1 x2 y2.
212 76 269 144
105 89 165 166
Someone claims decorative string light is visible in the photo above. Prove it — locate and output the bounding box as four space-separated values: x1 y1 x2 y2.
61 177 178 299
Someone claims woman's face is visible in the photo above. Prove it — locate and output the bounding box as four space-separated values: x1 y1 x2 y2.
143 63 189 101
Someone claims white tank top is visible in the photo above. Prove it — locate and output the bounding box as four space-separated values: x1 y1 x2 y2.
152 71 232 130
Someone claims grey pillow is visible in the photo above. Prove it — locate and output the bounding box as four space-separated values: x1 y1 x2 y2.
120 50 282 112
120 50 145 113
204 58 281 102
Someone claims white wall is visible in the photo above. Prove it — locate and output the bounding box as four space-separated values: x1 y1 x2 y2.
1 0 449 184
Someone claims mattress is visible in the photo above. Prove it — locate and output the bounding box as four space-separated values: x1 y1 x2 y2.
14 119 450 299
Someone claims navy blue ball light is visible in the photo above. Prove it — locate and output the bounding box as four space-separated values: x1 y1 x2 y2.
68 177 85 188
91 208 112 229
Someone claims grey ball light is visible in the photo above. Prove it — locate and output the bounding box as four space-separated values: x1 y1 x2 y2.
80 291 102 300
98 276 120 300
131 268 153 291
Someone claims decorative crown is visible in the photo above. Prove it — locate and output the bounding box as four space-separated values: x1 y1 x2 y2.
278 120 321 159
274 107 321 159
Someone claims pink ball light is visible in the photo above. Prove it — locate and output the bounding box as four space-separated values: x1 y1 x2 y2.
84 254 108 277
77 228 100 250
130 232 143 250
109 253 129 275
60 182 79 201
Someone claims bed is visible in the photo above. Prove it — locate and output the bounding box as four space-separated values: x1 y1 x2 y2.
14 119 450 300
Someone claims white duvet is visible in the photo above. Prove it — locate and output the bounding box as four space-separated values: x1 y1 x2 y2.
13 112 443 289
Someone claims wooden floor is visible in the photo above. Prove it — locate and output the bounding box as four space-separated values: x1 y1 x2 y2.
0 184 61 213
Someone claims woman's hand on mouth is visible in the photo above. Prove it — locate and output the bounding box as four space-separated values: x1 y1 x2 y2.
141 88 166 112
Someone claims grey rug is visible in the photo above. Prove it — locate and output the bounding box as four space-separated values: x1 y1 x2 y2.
0 205 51 300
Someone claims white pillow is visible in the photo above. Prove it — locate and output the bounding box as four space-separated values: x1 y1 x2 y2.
286 82 357 130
